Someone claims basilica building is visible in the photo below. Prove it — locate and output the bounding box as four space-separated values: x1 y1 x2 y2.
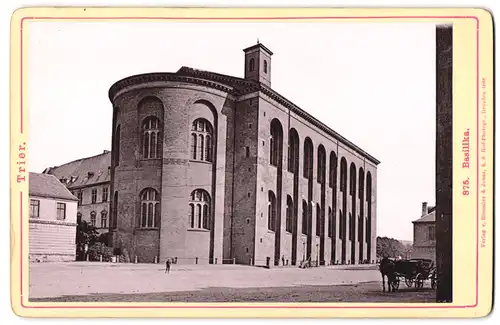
107 43 379 266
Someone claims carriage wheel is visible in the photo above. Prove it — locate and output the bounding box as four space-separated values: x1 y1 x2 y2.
392 278 400 291
415 273 424 289
431 278 437 289
405 278 414 287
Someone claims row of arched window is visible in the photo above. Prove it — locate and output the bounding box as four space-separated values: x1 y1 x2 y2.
113 117 214 164
248 58 268 73
270 120 372 190
110 188 212 230
269 194 338 239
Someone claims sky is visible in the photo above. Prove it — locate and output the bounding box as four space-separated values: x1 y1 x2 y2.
27 21 436 241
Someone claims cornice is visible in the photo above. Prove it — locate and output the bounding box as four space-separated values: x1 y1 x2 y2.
108 73 236 101
108 70 380 166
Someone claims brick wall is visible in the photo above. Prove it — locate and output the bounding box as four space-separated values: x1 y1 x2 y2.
110 83 229 264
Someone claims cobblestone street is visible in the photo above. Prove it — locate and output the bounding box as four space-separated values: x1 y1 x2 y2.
29 262 435 303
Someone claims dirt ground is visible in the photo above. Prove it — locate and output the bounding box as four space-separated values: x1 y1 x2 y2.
28 262 436 303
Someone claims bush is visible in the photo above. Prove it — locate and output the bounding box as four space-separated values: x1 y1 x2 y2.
87 242 114 262
118 248 131 263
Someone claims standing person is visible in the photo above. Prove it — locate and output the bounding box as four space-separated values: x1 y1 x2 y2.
165 259 171 274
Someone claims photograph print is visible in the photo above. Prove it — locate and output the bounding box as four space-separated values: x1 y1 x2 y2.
25 19 452 303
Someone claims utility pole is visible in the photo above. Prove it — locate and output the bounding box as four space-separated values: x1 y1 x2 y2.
435 24 453 303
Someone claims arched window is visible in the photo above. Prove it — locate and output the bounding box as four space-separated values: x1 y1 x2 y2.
270 119 283 167
302 200 308 235
189 189 211 230
366 172 372 244
340 158 347 192
329 152 337 188
286 196 293 233
358 168 365 243
288 129 299 173
316 204 321 236
191 119 213 162
268 191 277 232
100 210 108 228
303 138 313 179
317 145 326 184
264 60 268 73
140 188 160 228
142 116 161 159
249 58 255 72
90 211 96 227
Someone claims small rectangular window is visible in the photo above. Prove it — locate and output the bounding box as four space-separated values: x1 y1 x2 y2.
428 226 436 241
245 146 250 158
56 203 66 220
91 189 97 204
102 187 109 202
248 123 252 129
30 199 40 218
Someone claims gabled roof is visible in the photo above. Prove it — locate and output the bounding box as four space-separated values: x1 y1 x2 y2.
29 172 78 201
413 210 436 223
43 151 111 189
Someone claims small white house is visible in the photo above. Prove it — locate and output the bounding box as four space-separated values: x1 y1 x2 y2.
29 172 78 262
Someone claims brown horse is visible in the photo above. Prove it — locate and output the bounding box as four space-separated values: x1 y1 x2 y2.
379 257 398 292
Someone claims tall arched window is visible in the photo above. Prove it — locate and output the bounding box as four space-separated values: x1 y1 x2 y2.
191 119 213 162
270 119 283 167
189 189 211 230
302 200 308 235
264 60 268 73
329 152 338 188
100 210 108 228
317 145 326 184
90 211 96 227
340 158 347 192
286 195 293 233
140 188 160 228
366 172 372 243
268 191 277 232
358 168 365 243
249 58 255 72
142 116 161 159
303 138 313 179
288 129 299 173
316 204 321 236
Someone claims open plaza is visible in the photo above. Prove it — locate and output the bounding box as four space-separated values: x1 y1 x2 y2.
29 262 435 303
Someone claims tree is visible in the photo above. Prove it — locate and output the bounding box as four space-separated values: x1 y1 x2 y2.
76 219 99 261
376 236 407 259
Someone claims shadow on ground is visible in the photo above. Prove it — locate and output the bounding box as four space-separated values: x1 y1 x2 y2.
30 281 436 303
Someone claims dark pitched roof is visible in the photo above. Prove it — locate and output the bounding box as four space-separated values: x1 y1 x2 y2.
413 210 436 223
43 151 111 189
29 172 78 201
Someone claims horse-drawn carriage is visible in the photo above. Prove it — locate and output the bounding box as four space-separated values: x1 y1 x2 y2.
380 257 437 292
393 258 437 290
